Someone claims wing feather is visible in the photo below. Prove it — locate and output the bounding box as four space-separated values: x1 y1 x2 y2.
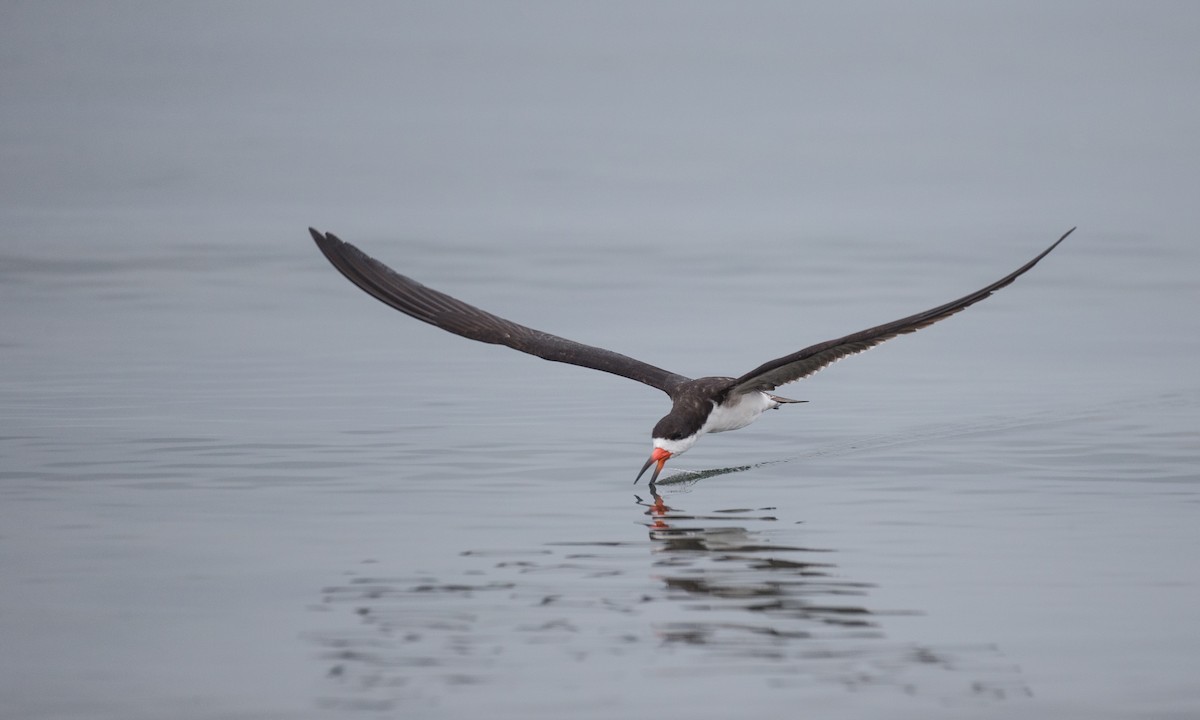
725 228 1075 396
311 229 690 394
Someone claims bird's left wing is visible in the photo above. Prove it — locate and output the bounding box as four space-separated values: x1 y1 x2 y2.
723 228 1075 396
311 229 691 394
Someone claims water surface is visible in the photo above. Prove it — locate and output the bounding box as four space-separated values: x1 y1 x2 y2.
2 4 1199 719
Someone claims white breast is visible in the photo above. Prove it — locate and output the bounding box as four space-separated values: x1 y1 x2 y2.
700 392 777 435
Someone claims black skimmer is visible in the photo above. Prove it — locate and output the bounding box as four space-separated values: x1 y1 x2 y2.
311 227 1074 485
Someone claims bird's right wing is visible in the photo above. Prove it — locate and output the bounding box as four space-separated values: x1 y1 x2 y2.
723 228 1075 397
311 229 690 395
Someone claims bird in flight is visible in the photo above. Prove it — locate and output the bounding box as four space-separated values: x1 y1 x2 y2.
311 227 1074 485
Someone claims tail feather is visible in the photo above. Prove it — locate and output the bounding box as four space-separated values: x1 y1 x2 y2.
767 393 806 405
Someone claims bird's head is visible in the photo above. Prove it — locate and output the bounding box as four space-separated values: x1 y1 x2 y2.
634 435 698 485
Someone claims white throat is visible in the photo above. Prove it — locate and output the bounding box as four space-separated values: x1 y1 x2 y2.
653 434 699 457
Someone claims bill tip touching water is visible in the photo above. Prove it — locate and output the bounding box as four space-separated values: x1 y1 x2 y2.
310 226 1075 486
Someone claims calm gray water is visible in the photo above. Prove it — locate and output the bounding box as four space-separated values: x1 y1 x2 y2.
3 4 1199 719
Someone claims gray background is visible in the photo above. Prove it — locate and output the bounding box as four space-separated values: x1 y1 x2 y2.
2 3 1198 719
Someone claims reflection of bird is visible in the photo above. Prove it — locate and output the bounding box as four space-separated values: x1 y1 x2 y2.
311 227 1074 485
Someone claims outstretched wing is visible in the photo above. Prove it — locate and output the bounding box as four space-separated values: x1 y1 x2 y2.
311 229 690 394
724 228 1075 396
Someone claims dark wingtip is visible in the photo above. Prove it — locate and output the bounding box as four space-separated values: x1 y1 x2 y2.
1050 226 1076 250
310 228 349 255
310 227 340 245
